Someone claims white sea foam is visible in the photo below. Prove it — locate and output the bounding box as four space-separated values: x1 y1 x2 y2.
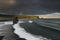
13 21 49 40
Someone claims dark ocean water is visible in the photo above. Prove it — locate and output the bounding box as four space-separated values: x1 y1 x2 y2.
19 19 60 40
34 19 60 30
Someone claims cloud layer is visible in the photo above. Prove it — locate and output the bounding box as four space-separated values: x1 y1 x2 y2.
0 0 60 15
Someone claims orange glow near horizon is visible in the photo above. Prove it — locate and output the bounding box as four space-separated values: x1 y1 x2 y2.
39 16 60 18
39 16 48 18
43 16 48 18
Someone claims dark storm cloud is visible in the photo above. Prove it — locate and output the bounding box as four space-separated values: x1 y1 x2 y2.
20 0 60 9
0 0 60 15
21 0 60 15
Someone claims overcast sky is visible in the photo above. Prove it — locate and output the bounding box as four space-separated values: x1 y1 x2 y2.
0 0 60 15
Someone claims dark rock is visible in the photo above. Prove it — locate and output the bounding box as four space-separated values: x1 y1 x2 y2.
13 17 18 25
17 38 26 40
0 36 4 40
